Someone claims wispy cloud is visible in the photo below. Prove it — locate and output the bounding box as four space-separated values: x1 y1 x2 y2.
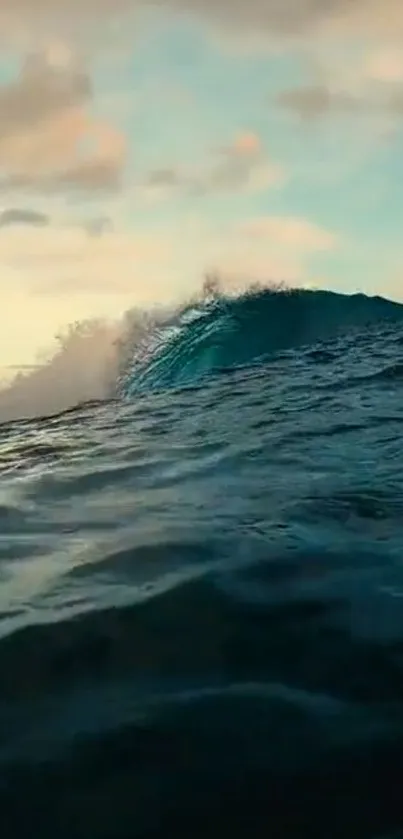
166 0 403 42
0 225 175 297
3 1 402 41
239 216 340 251
193 214 341 292
276 81 403 120
144 132 285 200
2 1 403 59
0 207 114 235
0 208 49 228
276 85 365 120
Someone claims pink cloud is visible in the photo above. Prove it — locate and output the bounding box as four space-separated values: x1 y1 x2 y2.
365 49 403 82
229 132 262 157
0 49 126 194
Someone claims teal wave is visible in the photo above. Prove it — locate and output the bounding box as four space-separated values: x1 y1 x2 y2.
121 287 403 395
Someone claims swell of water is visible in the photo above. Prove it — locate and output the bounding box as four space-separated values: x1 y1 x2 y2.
1 287 403 838
1 285 403 423
120 287 403 394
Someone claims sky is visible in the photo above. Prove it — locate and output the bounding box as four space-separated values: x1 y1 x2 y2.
1 0 403 373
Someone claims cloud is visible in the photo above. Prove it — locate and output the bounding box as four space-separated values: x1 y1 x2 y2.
165 0 403 42
201 132 272 192
2 1 403 50
194 214 340 292
0 226 175 297
0 208 49 228
365 49 403 83
144 132 285 199
276 84 364 120
146 168 182 189
0 207 113 235
222 132 262 156
0 213 336 305
0 2 133 48
164 0 358 37
274 41 403 123
209 252 302 287
0 48 126 195
84 216 112 236
276 81 403 120
0 1 390 41
0 48 90 136
239 216 340 251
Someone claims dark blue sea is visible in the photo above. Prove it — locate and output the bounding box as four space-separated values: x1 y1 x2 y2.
1 287 403 839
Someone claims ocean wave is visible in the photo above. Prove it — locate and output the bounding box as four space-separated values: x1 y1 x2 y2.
120 287 403 395
1 285 403 423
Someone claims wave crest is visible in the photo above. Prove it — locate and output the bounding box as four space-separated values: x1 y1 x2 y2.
120 287 403 395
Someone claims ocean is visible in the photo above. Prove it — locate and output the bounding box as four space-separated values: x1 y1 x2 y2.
1 286 403 838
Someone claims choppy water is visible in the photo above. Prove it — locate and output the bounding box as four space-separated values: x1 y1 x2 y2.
2 287 403 839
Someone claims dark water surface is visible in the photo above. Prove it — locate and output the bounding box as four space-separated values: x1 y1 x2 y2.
1 289 403 838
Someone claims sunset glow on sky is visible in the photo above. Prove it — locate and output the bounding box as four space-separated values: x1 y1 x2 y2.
1 0 403 369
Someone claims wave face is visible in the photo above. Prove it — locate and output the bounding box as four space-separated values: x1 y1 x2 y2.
121 287 403 394
2 286 403 839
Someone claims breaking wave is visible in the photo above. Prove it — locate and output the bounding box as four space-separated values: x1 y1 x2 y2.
120 286 403 395
1 284 403 422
